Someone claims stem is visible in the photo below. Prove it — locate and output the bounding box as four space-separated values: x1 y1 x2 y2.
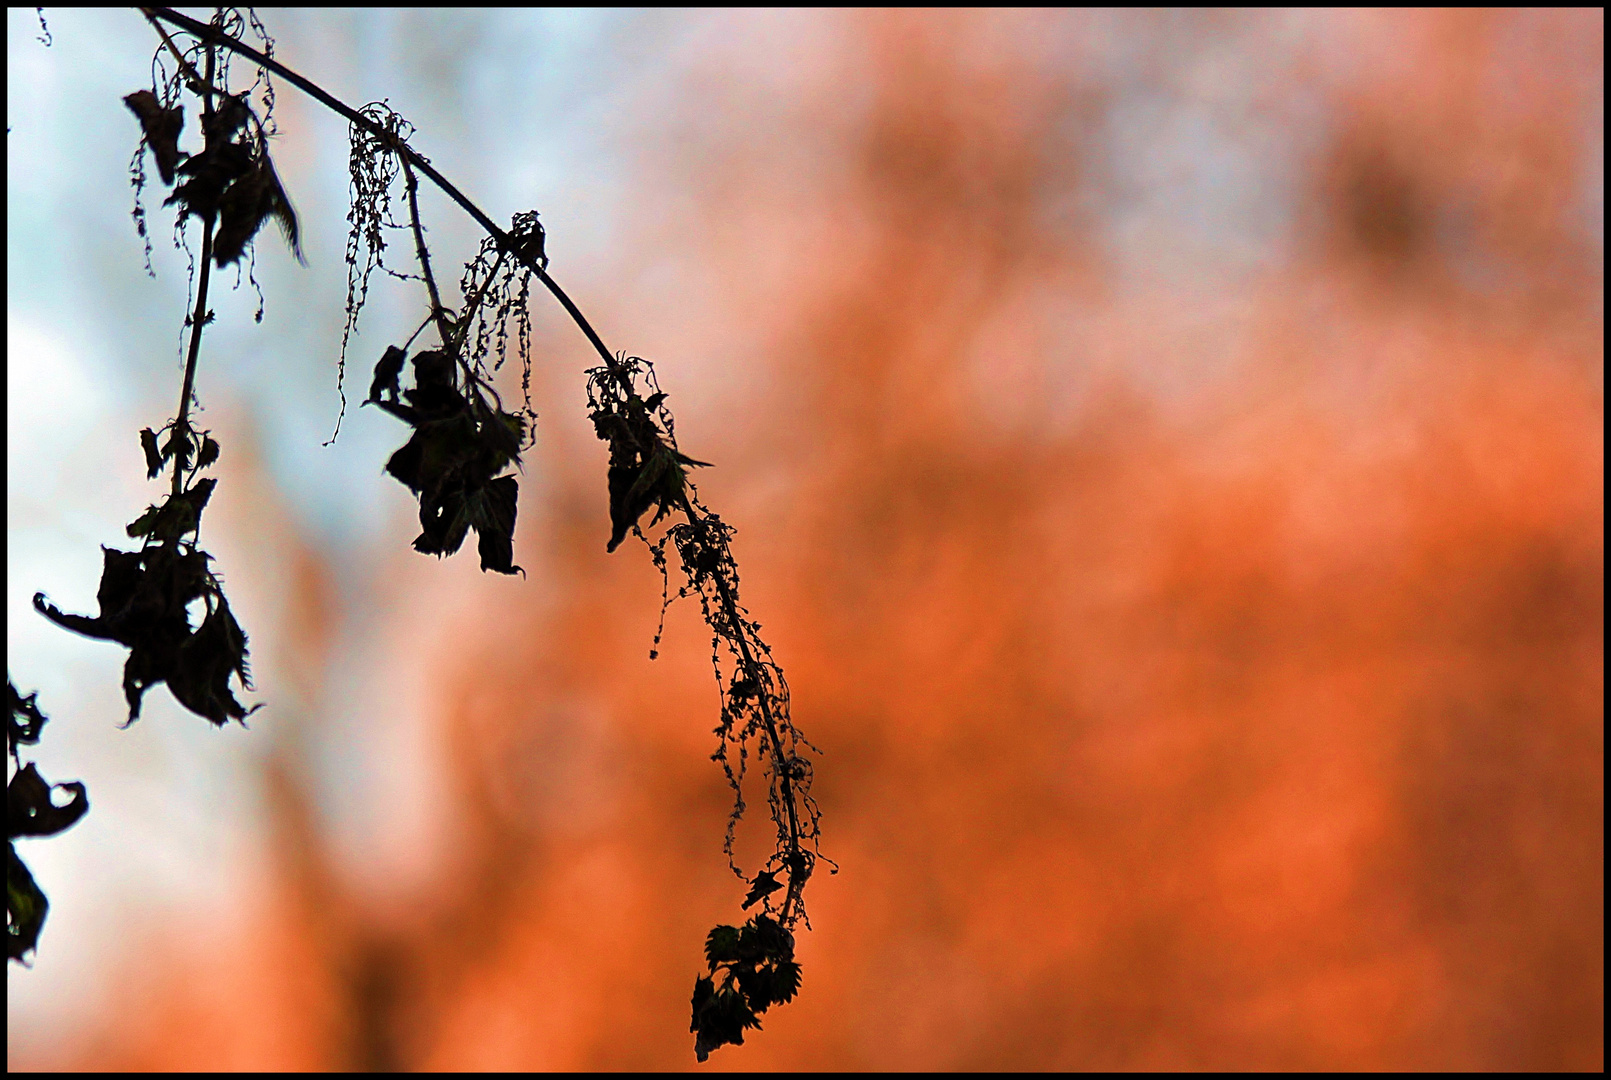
143 9 811 914
172 32 219 498
174 218 216 495
448 248 506 356
400 156 453 348
677 492 808 919
143 8 621 371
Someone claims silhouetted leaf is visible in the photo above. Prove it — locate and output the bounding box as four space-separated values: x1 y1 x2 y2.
140 427 164 479
195 436 220 471
165 139 253 226
166 596 256 726
123 89 185 185
34 543 244 726
8 681 47 754
690 974 715 1033
751 914 794 960
7 764 88 839
378 348 526 575
8 843 47 962
126 478 215 541
693 983 759 1063
705 924 741 967
204 92 251 144
763 958 802 1007
588 362 708 552
368 345 407 404
472 475 521 575
742 870 782 911
213 148 303 269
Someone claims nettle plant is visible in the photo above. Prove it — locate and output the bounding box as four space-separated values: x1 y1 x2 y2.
10 8 831 1062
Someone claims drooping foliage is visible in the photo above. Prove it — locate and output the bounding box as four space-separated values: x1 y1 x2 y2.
22 8 831 1060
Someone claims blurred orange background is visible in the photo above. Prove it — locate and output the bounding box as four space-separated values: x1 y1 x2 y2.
6 8 1602 1070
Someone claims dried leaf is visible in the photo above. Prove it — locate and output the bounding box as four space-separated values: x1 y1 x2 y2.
367 345 407 404
705 924 741 967
7 681 47 754
33 544 239 726
166 596 256 726
195 436 220 472
8 842 47 962
472 475 521 575
741 870 783 911
123 89 185 185
378 349 526 575
140 427 165 479
126 478 215 541
7 764 88 840
165 140 253 226
213 150 304 269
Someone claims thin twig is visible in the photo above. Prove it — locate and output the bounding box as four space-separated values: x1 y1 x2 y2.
400 156 453 348
676 491 809 920
171 31 219 498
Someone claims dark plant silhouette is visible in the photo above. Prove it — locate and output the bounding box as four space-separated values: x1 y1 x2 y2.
17 6 830 1061
8 681 88 963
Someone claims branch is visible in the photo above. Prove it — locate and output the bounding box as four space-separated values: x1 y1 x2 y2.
142 8 812 914
143 8 620 370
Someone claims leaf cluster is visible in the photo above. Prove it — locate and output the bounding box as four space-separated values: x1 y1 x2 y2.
126 79 301 270
8 682 88 963
368 345 526 575
585 358 709 553
691 913 802 1062
33 430 255 727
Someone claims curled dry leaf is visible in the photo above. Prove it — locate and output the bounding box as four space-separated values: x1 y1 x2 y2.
7 685 87 964
371 346 526 575
34 537 256 727
586 360 710 553
123 89 185 185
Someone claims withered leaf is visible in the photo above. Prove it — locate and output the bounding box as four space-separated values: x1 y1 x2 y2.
123 89 185 185
693 912 802 1059
8 681 47 754
8 842 48 962
213 149 304 269
367 345 407 404
166 596 256 726
140 427 165 479
160 426 191 474
692 983 759 1063
741 870 783 911
705 924 741 967
757 958 802 1009
33 544 243 726
591 371 708 553
7 764 88 840
195 436 220 471
750 914 794 961
165 140 253 226
126 478 216 541
379 348 527 575
204 93 251 143
690 974 715 1033
473 475 521 576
